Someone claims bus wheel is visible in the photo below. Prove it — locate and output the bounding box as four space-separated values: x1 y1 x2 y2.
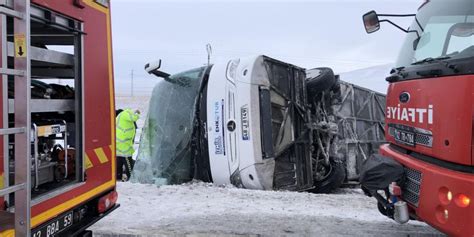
309 158 346 193
305 67 337 97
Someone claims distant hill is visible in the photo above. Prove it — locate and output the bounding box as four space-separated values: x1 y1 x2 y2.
338 64 393 94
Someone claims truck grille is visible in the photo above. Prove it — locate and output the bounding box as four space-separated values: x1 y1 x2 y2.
402 167 422 207
415 133 433 147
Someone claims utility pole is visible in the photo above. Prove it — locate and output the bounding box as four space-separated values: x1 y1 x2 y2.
131 69 134 97
206 43 212 66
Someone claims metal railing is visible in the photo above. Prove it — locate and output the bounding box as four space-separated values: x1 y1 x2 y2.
0 0 31 236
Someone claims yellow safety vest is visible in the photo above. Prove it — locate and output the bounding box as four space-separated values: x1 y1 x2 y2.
116 109 139 157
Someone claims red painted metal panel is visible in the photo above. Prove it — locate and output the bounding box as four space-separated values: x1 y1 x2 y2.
22 1 116 224
385 75 474 166
381 144 474 237
31 0 85 21
82 14 112 151
382 74 474 236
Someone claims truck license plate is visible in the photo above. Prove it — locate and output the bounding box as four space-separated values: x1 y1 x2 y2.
394 128 415 146
32 211 73 237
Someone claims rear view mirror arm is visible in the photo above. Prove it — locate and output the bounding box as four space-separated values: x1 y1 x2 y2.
145 59 171 79
150 70 171 79
379 19 420 38
378 13 424 32
415 17 424 32
377 13 416 18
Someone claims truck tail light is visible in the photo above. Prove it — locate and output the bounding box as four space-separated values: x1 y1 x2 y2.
98 191 118 213
455 194 470 208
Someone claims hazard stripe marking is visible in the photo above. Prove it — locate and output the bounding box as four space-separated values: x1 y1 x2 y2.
94 147 109 164
85 154 94 169
0 229 14 236
87 150 100 164
103 145 113 160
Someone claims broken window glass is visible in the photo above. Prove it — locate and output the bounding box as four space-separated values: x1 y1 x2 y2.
131 67 207 186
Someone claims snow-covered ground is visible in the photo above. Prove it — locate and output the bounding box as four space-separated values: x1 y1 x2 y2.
91 182 442 236
107 87 442 236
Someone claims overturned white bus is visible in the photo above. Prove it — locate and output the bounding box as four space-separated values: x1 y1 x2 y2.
133 55 386 193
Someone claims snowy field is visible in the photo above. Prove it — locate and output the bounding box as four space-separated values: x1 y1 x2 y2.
99 96 443 236
91 182 442 236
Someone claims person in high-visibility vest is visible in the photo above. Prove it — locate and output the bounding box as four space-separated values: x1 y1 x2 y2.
116 108 140 181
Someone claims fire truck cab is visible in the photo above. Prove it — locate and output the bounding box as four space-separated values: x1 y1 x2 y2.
0 0 118 236
361 0 473 236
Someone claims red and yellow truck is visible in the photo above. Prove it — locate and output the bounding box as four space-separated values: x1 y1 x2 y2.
0 0 118 236
360 0 473 236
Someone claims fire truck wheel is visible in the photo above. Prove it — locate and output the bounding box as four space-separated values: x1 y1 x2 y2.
309 159 346 193
305 67 337 97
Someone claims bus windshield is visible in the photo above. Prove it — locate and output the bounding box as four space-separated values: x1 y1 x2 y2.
396 0 474 68
131 66 209 185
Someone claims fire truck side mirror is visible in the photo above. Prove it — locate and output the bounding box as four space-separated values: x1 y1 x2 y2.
145 60 170 79
363 11 380 34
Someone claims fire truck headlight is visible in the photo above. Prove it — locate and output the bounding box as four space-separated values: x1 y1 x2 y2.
438 187 452 205
435 206 449 223
447 191 453 202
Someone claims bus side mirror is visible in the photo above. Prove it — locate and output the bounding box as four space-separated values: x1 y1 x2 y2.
363 11 380 34
145 60 170 79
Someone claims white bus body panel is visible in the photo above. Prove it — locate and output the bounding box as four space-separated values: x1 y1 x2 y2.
207 56 275 190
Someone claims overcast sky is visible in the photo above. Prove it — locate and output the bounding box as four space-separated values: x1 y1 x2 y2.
111 0 421 95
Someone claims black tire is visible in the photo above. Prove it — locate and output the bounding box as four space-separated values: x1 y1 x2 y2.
305 67 337 97
308 159 346 193
377 202 390 217
79 230 93 237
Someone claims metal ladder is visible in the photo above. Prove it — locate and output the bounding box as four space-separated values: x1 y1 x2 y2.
0 0 31 236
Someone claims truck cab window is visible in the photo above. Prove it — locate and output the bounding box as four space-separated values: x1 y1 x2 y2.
446 22 474 55
396 1 474 68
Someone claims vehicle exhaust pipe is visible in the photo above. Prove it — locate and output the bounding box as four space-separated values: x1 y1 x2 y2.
394 201 409 224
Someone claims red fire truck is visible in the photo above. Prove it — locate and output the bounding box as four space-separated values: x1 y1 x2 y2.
360 0 473 236
0 0 118 236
